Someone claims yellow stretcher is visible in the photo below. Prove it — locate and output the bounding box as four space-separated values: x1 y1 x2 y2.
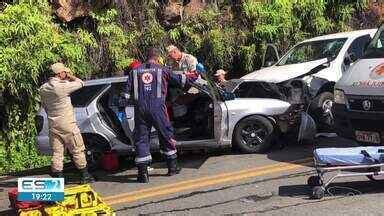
18 185 115 216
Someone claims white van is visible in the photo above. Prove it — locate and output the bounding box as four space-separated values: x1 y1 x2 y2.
242 29 377 128
334 25 384 145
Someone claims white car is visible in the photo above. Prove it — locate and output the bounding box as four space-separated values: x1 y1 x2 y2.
242 29 377 129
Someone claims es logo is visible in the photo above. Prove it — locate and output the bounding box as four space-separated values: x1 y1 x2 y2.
18 178 63 192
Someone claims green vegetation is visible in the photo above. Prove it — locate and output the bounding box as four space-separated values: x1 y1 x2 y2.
0 3 95 173
0 0 377 173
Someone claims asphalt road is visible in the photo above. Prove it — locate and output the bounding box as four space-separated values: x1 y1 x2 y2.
1 136 383 215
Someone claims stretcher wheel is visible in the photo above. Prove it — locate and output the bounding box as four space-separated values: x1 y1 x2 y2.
307 176 322 186
311 186 325 199
366 167 384 181
366 175 384 181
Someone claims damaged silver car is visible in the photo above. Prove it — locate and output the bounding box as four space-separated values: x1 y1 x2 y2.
35 75 316 166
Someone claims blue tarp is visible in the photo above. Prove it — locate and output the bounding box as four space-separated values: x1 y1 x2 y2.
314 146 384 166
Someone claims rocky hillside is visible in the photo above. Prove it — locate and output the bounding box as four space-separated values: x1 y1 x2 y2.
46 0 383 77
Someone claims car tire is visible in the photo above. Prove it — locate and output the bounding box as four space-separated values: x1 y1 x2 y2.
310 92 334 131
233 115 274 153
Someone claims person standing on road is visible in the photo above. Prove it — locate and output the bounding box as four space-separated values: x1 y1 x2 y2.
39 62 95 184
124 48 199 183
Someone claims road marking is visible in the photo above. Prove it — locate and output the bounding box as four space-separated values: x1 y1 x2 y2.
104 157 313 206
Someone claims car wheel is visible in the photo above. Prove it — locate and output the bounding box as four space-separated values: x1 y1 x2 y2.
83 135 109 171
311 92 334 131
233 115 274 153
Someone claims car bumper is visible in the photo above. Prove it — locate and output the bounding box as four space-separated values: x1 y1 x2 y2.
333 103 384 144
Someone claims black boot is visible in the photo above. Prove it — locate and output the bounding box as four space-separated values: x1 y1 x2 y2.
79 168 95 184
50 171 65 184
137 164 149 183
167 158 181 176
50 171 64 178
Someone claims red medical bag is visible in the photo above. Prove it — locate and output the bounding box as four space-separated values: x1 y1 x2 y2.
8 188 43 210
101 151 119 171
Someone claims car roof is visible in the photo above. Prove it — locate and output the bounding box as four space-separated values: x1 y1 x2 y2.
84 76 128 86
303 29 377 42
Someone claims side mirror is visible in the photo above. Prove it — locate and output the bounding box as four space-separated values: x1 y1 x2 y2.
344 52 357 66
262 44 279 68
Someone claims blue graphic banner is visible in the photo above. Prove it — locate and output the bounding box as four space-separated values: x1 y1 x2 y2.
18 178 64 202
17 192 64 201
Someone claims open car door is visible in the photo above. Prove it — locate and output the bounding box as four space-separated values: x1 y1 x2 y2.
83 84 116 143
262 44 280 68
87 82 134 153
207 82 226 144
169 79 223 149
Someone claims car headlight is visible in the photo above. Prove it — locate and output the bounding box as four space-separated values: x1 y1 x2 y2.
334 89 346 104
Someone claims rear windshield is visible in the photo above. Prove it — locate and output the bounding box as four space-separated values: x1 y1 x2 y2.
71 84 107 107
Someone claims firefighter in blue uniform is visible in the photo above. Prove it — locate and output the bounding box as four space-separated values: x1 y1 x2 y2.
125 48 198 183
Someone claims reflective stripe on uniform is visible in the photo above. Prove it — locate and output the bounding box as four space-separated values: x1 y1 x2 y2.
133 70 138 100
160 149 177 156
181 74 186 87
135 155 152 163
157 68 162 98
141 69 152 72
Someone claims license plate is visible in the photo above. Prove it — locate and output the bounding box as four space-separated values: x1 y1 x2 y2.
355 130 381 144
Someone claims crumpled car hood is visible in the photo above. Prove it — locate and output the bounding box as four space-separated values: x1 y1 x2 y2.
241 59 327 83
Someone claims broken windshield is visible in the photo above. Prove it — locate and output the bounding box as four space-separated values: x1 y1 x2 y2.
277 38 347 65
